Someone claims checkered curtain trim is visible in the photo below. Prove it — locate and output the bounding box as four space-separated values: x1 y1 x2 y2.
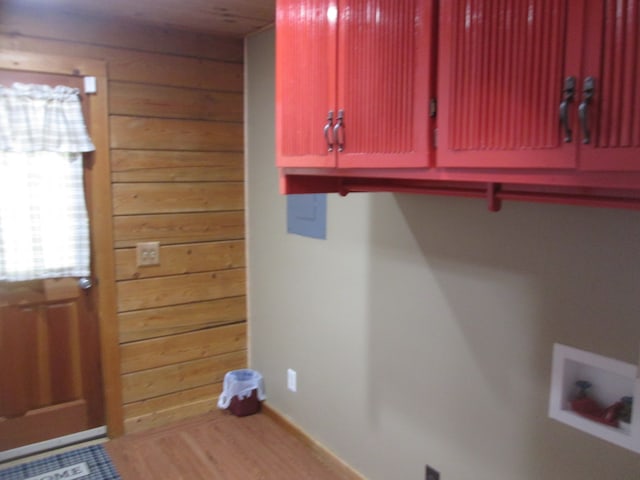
0 83 95 153
0 83 93 281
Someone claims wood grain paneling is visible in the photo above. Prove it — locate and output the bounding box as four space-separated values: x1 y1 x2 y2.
123 384 222 433
116 241 245 280
112 182 244 215
110 116 243 151
0 36 244 91
118 297 246 343
13 0 275 38
110 82 243 122
0 7 244 62
121 351 246 403
121 323 246 373
117 269 246 312
113 211 244 247
0 50 105 78
1 7 247 435
123 384 220 422
111 150 244 183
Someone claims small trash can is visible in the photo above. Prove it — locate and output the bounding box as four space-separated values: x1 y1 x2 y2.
217 369 266 417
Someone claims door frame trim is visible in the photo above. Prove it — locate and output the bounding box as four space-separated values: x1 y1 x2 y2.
0 49 124 437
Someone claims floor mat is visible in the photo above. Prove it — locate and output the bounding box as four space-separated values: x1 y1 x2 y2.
0 445 120 480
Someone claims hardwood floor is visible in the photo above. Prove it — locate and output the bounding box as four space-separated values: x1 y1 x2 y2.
105 408 361 479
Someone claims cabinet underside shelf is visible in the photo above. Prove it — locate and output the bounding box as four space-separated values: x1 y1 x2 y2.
280 173 640 212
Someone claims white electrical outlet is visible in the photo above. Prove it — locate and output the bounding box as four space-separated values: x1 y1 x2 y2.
287 368 297 392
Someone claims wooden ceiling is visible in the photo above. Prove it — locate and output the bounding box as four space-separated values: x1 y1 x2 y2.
6 0 275 38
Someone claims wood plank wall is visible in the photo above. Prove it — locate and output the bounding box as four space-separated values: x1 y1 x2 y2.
0 5 247 434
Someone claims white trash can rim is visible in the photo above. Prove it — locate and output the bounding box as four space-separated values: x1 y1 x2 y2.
217 369 266 409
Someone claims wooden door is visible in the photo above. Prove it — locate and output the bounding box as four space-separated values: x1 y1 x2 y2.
336 0 434 168
276 0 338 168
0 71 104 452
437 0 583 169
579 0 640 171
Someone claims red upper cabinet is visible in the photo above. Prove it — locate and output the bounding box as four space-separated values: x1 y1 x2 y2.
437 0 583 169
336 0 435 168
580 0 640 171
276 0 436 169
276 0 338 168
276 0 640 206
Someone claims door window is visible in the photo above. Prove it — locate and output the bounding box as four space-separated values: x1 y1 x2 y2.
0 83 94 281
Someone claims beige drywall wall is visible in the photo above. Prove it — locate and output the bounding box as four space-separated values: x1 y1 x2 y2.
246 28 640 479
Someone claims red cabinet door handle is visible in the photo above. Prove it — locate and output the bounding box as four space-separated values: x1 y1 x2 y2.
559 76 576 143
323 110 335 152
579 77 595 144
333 109 345 152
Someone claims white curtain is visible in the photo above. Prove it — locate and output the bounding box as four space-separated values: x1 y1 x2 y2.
0 83 95 281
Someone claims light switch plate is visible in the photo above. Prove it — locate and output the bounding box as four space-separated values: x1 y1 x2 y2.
136 242 160 266
83 76 97 94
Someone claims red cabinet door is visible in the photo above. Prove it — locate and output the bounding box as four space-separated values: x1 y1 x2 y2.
437 0 582 169
276 0 338 168
336 0 434 168
579 0 640 171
